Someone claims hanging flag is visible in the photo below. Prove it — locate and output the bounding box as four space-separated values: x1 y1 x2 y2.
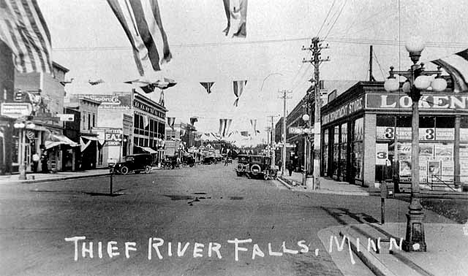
190 117 198 126
222 0 248 38
233 80 247 106
89 79 105 85
219 119 232 137
431 49 468 92
125 78 177 93
200 82 215 94
167 117 175 129
250 119 257 135
107 0 172 76
0 0 53 74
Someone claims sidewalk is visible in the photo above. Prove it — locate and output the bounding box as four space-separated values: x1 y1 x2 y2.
0 168 111 184
318 222 468 276
278 171 379 196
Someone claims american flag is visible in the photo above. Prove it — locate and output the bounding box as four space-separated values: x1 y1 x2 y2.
0 0 53 73
432 49 468 92
107 0 172 76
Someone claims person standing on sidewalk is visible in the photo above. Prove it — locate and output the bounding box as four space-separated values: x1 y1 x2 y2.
40 145 49 173
288 160 294 176
32 152 40 172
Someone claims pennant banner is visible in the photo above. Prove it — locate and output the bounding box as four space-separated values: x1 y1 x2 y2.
219 119 232 137
233 80 247 107
250 119 257 135
167 117 175 129
0 0 53 74
125 78 177 94
107 0 172 76
222 0 248 38
432 49 468 92
200 82 215 94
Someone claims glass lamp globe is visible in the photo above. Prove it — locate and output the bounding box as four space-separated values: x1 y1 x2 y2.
384 78 400 92
402 81 411 93
431 78 448 92
405 36 425 53
302 114 310 121
414 76 431 90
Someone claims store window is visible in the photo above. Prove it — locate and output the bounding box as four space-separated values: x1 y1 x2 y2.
352 117 363 182
322 129 329 177
332 125 340 179
340 123 348 181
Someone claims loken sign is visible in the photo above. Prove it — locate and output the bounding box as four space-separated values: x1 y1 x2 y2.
367 94 468 110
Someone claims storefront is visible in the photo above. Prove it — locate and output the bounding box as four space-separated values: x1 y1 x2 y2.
321 81 467 190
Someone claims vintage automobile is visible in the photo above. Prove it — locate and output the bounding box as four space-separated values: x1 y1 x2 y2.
236 154 250 176
236 155 278 179
112 153 153 175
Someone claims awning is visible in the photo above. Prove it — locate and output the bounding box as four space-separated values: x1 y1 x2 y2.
137 146 158 154
45 134 79 149
81 135 99 141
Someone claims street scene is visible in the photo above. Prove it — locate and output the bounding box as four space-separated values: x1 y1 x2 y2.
1 0 468 275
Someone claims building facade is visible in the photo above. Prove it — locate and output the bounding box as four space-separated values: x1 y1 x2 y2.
321 80 466 191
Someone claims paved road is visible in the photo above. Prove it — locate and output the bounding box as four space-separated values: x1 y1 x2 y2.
0 164 452 275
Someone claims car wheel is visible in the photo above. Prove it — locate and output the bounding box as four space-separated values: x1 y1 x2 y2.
145 165 151 174
120 166 129 175
250 164 261 176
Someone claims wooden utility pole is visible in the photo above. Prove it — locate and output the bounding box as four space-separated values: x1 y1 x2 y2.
302 37 329 189
278 90 292 175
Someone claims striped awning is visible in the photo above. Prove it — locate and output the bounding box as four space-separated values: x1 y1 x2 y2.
45 134 79 149
431 49 468 92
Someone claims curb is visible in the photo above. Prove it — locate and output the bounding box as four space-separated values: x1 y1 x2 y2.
1 172 111 184
277 176 375 196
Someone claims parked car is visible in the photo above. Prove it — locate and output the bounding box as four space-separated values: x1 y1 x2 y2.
113 153 153 175
236 154 250 176
236 155 277 179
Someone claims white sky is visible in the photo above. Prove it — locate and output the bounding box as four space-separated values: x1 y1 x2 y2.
38 0 468 143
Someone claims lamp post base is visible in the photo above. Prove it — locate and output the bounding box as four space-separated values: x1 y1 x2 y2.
403 199 427 252
18 163 27 180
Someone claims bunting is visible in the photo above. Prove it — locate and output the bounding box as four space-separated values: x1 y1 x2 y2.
167 117 175 129
0 0 53 74
107 0 172 76
219 119 232 137
233 80 247 106
125 77 177 93
250 119 257 135
431 49 468 92
200 82 215 94
222 0 248 38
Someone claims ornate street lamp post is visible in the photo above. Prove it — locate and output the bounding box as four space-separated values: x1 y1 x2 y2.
13 120 36 180
384 37 447 252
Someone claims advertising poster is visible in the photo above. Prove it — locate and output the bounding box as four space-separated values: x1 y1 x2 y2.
399 160 412 182
419 144 434 160
427 161 441 183
435 143 453 161
441 161 454 182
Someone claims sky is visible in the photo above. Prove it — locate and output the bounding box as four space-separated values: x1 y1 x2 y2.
37 0 468 144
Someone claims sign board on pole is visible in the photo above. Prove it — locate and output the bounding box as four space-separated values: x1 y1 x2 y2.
57 114 75 122
0 103 32 118
289 127 314 135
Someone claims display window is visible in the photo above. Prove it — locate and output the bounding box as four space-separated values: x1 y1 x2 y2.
352 117 363 182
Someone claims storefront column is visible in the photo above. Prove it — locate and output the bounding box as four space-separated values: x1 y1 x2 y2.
363 114 376 187
454 115 461 189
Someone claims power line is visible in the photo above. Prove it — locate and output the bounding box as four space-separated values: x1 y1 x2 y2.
316 0 338 37
52 36 468 52
323 0 348 40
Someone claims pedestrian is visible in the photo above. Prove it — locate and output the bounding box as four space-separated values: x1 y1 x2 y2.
32 152 40 172
40 145 49 173
288 160 294 176
224 156 229 166
278 160 282 172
